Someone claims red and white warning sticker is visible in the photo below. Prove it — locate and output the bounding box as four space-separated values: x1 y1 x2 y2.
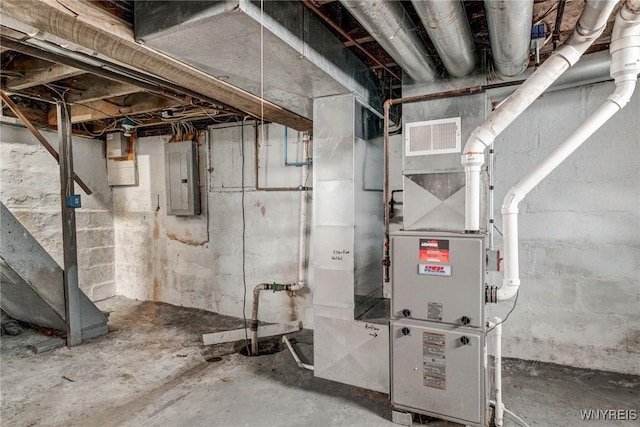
419 239 450 263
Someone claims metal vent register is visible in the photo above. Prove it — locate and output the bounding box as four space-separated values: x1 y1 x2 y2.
405 117 461 156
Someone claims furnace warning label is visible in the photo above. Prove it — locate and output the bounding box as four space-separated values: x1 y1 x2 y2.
427 302 443 321
423 331 446 390
419 239 450 263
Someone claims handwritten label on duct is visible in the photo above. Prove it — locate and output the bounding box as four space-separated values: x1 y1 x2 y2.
365 323 380 338
331 249 350 261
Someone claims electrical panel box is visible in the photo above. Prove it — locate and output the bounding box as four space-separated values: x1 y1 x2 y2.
390 319 487 426
165 140 200 216
391 231 484 327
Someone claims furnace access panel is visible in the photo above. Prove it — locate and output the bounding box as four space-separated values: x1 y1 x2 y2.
390 232 485 327
390 320 485 425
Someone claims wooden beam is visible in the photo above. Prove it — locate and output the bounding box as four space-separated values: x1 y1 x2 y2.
343 36 375 47
5 63 85 91
48 92 182 124
67 80 142 104
1 91 92 195
2 103 49 124
2 0 312 131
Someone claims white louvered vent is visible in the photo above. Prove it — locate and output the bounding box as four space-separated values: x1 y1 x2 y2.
405 117 461 156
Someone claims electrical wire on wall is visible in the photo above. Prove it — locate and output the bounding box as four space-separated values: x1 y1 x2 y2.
486 290 519 333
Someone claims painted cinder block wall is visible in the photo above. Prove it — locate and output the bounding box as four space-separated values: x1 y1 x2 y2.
113 123 314 328
487 81 640 374
0 124 116 300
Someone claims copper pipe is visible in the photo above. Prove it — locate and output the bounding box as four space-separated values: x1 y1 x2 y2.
302 0 401 82
1 91 92 195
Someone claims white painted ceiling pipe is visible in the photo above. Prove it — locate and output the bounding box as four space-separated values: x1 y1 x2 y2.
461 0 618 232
498 2 640 301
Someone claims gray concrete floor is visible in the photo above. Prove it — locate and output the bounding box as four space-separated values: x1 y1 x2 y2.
1 297 638 427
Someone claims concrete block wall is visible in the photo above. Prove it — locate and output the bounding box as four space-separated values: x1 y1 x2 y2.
487 81 640 374
113 123 314 327
0 124 116 300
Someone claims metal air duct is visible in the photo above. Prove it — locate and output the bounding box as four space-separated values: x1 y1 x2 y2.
410 0 476 78
485 0 534 77
339 0 438 83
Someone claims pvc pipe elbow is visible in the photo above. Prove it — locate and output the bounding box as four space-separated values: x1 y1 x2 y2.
501 193 521 214
463 127 494 156
608 81 637 107
497 280 520 301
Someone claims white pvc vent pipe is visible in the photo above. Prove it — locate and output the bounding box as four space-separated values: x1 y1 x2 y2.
462 0 618 232
499 2 640 301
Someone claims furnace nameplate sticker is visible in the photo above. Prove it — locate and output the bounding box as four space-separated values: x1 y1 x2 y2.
419 263 452 276
427 302 443 321
419 239 450 263
423 331 446 390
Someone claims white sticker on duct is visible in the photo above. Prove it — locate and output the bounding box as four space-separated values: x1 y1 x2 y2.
419 263 452 277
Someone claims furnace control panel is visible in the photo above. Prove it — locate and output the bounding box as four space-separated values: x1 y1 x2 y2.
390 231 485 328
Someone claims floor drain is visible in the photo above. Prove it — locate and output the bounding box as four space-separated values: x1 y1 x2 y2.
206 356 222 363
236 337 285 357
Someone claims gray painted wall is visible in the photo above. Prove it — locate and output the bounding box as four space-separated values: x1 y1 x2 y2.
0 124 116 300
487 81 640 374
113 123 314 327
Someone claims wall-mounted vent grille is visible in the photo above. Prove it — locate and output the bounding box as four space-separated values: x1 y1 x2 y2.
405 117 461 156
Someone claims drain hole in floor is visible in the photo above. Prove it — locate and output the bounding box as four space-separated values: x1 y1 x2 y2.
236 337 285 357
206 356 222 363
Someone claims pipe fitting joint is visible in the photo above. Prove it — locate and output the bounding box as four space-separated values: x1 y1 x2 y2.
461 153 485 169
501 203 520 215
556 44 583 66
464 127 494 155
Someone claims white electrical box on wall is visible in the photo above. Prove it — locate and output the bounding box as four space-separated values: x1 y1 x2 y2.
165 140 200 216
106 132 128 157
106 132 138 186
107 159 138 186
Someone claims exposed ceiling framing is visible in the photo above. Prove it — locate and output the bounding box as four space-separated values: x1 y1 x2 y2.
0 0 615 140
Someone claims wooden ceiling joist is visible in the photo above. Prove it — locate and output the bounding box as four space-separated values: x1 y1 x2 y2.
1 0 312 131
66 80 141 104
5 63 85 91
48 92 182 125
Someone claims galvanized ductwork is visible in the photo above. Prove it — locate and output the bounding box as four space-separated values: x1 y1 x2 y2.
339 0 438 83
410 0 476 78
485 0 534 77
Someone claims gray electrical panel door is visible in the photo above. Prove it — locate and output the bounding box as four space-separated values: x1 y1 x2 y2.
165 141 200 216
390 320 486 426
391 232 484 327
